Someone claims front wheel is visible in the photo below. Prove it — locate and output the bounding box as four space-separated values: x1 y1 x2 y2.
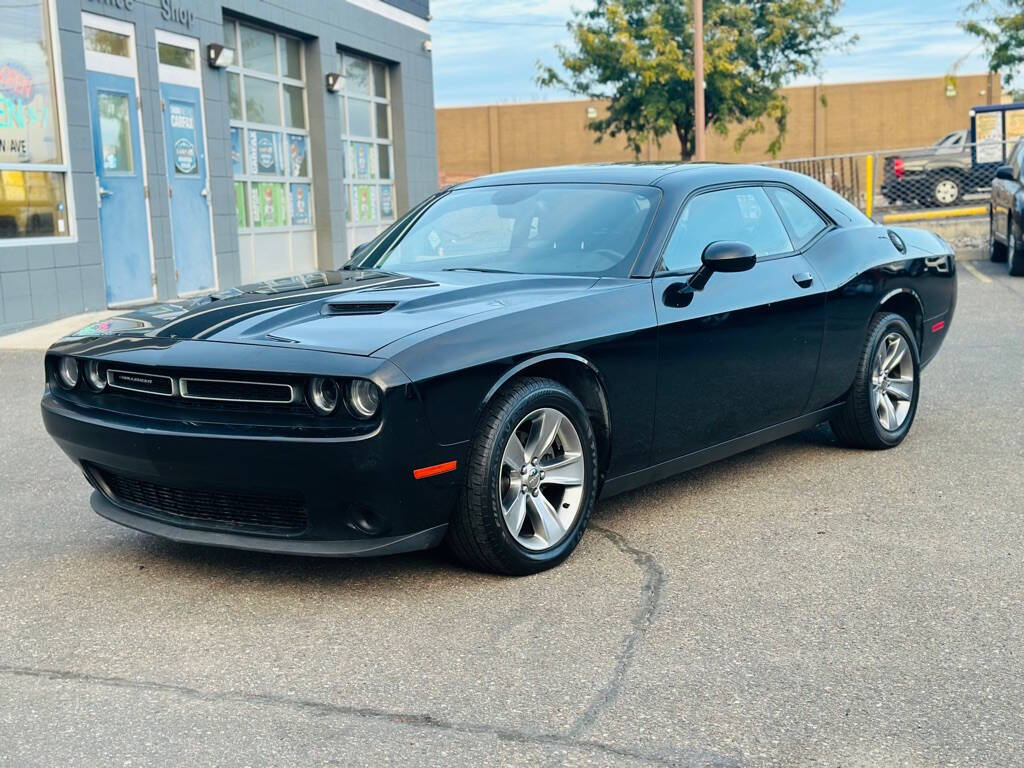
446 377 599 575
830 313 921 449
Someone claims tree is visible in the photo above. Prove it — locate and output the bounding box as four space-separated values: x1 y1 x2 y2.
962 1 1024 92
537 0 852 160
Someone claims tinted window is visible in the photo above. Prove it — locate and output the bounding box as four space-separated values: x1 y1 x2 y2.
661 186 793 272
371 184 661 277
769 187 827 248
1011 139 1024 176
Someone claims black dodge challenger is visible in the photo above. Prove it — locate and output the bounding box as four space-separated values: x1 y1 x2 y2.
42 164 957 574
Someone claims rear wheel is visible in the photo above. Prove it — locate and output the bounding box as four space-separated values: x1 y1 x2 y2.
830 313 920 450
989 213 1008 263
446 377 598 575
929 175 962 207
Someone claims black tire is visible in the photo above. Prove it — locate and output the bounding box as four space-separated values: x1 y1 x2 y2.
989 213 1008 263
1009 218 1024 276
446 377 599 575
830 313 921 450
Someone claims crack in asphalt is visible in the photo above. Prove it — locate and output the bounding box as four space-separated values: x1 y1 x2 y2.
0 662 727 767
567 524 668 741
0 525 736 767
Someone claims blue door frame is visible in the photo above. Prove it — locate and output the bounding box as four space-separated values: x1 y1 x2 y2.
87 71 152 306
160 82 215 295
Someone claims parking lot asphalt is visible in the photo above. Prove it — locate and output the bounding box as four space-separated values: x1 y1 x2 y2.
1 260 1022 767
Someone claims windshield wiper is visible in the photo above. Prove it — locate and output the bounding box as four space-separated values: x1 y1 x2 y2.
441 266 518 274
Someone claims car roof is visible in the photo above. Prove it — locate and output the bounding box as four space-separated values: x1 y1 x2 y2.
454 162 815 191
451 162 871 227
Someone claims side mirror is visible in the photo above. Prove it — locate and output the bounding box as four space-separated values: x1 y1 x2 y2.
689 241 756 290
996 165 1015 181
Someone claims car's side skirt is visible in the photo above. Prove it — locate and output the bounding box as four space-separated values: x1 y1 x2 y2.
599 404 845 500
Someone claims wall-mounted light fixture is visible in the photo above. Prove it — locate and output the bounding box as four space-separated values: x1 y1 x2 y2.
326 72 343 93
422 40 433 53
207 43 235 68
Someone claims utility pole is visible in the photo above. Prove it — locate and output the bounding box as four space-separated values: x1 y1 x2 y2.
693 0 706 161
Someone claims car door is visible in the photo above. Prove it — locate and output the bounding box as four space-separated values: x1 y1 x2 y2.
651 184 827 463
992 139 1024 243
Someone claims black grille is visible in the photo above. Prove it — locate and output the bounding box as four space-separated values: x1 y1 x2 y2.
181 378 295 403
108 369 174 395
95 469 308 535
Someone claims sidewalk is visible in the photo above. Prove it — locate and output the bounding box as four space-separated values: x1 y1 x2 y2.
0 311 118 351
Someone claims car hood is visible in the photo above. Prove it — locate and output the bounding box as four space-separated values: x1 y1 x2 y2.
66 269 601 356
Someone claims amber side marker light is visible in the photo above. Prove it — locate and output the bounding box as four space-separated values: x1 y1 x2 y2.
932 321 946 333
413 461 457 480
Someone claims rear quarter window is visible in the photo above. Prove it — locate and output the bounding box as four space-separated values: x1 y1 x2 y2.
768 187 827 249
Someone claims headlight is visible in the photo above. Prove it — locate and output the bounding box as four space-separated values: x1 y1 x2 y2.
347 379 381 419
308 376 340 415
84 360 106 392
56 357 79 389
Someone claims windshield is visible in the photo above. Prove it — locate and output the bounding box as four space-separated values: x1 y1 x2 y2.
358 183 661 277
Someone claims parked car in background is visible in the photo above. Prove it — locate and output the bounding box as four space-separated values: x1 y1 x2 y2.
988 136 1024 276
41 164 957 575
882 129 999 207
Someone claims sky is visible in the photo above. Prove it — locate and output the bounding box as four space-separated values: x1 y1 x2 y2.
429 0 993 106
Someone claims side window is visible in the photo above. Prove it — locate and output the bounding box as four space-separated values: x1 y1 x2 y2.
768 187 828 249
1011 140 1024 177
661 186 793 272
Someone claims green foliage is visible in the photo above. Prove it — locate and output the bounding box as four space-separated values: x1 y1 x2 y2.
962 0 1024 89
537 0 852 160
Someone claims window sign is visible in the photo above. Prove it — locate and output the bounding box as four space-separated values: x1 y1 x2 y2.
249 129 280 175
252 181 286 227
349 141 375 180
1 34 61 165
286 133 306 177
230 126 243 175
290 183 310 225
168 100 197 175
352 184 376 223
380 184 393 218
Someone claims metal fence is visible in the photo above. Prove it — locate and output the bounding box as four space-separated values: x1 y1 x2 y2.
764 139 1018 222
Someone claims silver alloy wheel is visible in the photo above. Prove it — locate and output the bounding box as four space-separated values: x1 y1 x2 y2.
499 407 586 551
934 179 959 204
870 332 915 431
1010 224 1017 263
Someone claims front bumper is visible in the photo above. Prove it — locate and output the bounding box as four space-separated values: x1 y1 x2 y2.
41 390 465 557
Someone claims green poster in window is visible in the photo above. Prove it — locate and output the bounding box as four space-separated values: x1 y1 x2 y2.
234 182 247 227
253 182 286 227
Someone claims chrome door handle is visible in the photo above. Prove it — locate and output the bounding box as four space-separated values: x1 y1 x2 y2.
200 188 209 197
792 272 814 288
98 186 112 197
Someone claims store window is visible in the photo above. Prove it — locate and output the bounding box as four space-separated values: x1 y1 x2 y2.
338 52 396 248
0 0 70 241
224 18 314 282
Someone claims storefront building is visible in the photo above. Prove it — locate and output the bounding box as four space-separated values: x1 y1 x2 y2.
0 0 436 332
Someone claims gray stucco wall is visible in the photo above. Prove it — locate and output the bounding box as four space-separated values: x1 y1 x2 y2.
0 0 437 334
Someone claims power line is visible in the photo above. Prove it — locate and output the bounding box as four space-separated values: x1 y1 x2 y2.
429 16 994 30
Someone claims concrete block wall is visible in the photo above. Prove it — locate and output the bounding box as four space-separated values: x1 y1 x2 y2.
0 0 436 334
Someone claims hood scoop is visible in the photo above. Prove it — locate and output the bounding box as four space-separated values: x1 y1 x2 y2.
322 301 397 316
